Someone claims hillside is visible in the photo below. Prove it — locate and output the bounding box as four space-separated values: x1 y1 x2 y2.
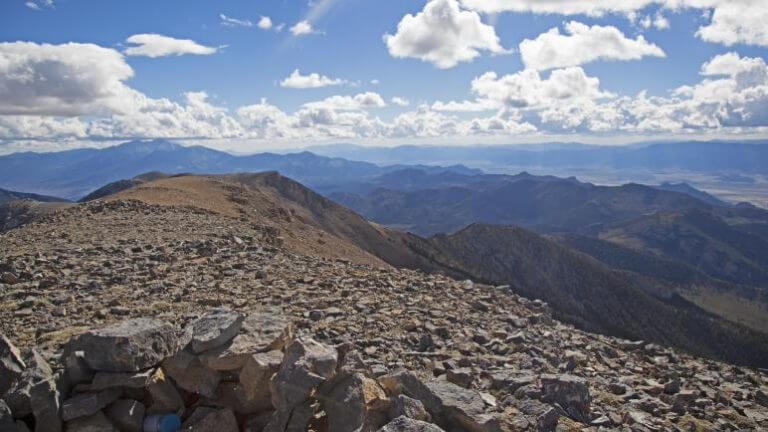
2 200 767 431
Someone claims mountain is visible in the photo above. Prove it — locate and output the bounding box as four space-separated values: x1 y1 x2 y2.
0 187 68 205
654 182 729 206
45 170 768 368
0 139 481 200
311 141 768 174
3 198 768 431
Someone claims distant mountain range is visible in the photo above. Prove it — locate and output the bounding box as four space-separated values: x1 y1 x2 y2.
310 141 768 174
0 139 480 200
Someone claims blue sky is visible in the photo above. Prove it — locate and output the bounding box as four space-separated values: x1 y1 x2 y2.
1 0 767 153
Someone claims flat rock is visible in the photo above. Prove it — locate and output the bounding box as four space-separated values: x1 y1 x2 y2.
88 369 154 391
188 309 244 354
64 411 117 432
66 319 180 372
62 388 122 421
162 349 220 398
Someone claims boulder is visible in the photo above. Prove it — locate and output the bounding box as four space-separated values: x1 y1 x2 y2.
270 338 338 411
180 407 238 432
66 319 180 372
1 400 16 431
187 309 244 354
262 401 315 432
320 372 389 432
239 350 283 404
30 378 62 432
144 368 184 415
6 350 53 418
162 349 221 398
202 381 271 415
377 416 445 432
63 352 93 389
389 395 431 422
88 369 154 391
1 334 26 396
517 399 559 432
105 399 145 432
63 411 117 432
540 374 590 423
61 388 122 422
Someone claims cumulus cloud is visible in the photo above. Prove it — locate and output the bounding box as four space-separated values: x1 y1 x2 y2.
520 22 666 71
290 20 314 36
460 0 768 48
124 34 218 57
220 14 253 28
280 70 346 89
302 92 387 111
0 42 134 116
258 16 273 30
391 97 410 107
383 0 508 69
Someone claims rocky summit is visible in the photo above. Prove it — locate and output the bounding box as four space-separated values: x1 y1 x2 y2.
2 199 768 431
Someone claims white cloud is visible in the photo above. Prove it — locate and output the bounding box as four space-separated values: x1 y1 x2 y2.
124 34 218 57
25 2 41 10
371 79 380 85
431 99 498 112
460 0 768 48
290 20 314 36
696 2 768 47
25 0 53 10
258 16 273 30
279 69 346 89
302 92 387 111
0 41 134 116
391 97 410 107
220 14 253 28
383 0 508 69
520 21 666 71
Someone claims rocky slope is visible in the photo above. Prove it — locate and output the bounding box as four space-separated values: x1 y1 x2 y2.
1 199 768 431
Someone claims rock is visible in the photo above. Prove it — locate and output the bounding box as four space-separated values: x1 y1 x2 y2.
144 368 184 415
263 401 315 432
66 319 180 372
241 309 295 352
6 350 53 418
180 407 238 432
446 368 473 389
63 352 93 388
88 369 153 391
239 350 283 403
377 416 445 432
203 381 271 415
1 334 26 396
30 378 62 432
61 388 122 422
1 400 16 431
180 407 217 430
63 411 117 432
242 412 274 432
270 338 338 411
389 395 431 422
187 309 244 354
162 349 221 398
321 372 389 432
540 374 590 423
517 399 559 432
105 399 144 432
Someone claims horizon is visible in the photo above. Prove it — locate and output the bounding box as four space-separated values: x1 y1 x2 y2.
2 0 768 154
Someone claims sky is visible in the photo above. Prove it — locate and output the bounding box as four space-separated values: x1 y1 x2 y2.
1 0 768 154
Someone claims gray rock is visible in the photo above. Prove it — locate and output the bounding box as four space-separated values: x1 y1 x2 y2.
105 399 144 432
30 378 62 432
1 400 16 431
376 416 445 432
63 352 93 389
6 350 53 418
188 309 244 354
239 350 283 404
66 319 180 372
446 368 473 389
240 309 295 352
144 368 184 415
202 381 271 415
180 407 217 430
1 334 26 396
162 349 220 398
540 374 590 423
242 412 275 432
270 338 337 411
88 369 154 391
517 399 559 432
320 372 388 432
63 411 117 432
182 407 239 432
390 395 431 422
262 401 315 432
61 388 122 422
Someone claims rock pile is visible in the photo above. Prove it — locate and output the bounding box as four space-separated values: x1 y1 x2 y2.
1 309 576 432
2 199 768 431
